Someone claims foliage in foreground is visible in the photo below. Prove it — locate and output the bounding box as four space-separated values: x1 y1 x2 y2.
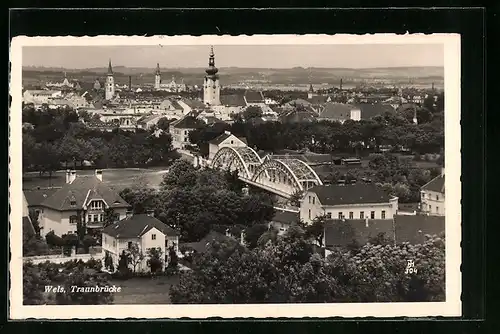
170 226 445 304
23 259 114 305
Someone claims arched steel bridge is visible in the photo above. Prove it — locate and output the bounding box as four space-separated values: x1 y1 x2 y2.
210 146 323 198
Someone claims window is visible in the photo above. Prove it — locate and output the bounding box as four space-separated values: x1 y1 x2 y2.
308 209 311 220
326 212 332 219
152 234 157 240
370 211 375 219
436 206 439 213
87 215 91 222
436 195 439 201
308 196 311 204
349 212 353 219
99 214 104 222
429 205 432 212
89 200 104 210
113 240 116 247
338 212 343 219
128 241 132 249
381 210 386 219
230 140 234 144
93 215 98 222
312 197 315 205
360 211 364 219
69 215 78 225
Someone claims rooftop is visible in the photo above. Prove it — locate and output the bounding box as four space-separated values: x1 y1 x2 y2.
103 214 179 239
170 116 205 129
307 184 393 206
421 174 445 193
40 175 129 211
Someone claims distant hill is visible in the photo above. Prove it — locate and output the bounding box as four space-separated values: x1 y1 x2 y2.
22 66 444 87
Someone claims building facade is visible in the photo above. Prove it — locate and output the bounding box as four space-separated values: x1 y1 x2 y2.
169 116 204 149
208 131 248 161
300 184 399 224
203 46 221 106
37 170 130 237
420 170 445 216
102 212 180 273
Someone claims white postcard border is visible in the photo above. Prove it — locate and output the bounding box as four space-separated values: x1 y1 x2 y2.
9 34 461 319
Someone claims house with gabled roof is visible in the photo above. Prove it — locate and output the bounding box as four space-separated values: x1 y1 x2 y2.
420 168 445 216
38 169 130 237
208 130 248 161
300 184 398 224
102 211 180 272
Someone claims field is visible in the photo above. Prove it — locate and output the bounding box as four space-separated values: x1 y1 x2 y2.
22 168 168 191
110 275 180 304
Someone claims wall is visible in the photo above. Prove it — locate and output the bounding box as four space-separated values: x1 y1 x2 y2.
421 190 445 216
141 227 166 272
300 192 397 224
40 208 79 237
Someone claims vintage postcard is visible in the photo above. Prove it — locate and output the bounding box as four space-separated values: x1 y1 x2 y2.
9 34 461 319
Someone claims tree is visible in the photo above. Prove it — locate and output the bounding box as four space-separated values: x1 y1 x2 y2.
147 247 164 273
305 214 328 247
103 208 119 227
128 243 145 273
168 247 179 268
288 190 304 207
160 160 198 190
104 251 114 272
244 224 269 249
243 106 263 122
117 250 131 274
156 117 172 132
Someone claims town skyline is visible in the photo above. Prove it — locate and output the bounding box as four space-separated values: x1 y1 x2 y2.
22 44 444 70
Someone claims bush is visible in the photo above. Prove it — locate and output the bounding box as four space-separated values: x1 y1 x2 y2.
45 231 64 247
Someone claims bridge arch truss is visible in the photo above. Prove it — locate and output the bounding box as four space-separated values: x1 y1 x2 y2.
251 157 323 193
211 146 262 179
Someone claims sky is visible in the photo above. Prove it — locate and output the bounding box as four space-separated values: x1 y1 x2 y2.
22 44 444 69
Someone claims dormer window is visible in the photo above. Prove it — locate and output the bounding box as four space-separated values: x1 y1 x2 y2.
89 200 105 210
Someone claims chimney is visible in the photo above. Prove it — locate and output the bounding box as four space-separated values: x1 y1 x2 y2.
95 169 103 181
146 209 155 218
66 169 77 184
224 130 231 135
126 211 134 219
365 218 369 228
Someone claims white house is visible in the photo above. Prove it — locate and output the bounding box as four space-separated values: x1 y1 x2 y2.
420 169 445 216
101 212 180 273
207 131 248 161
37 170 130 237
300 184 399 224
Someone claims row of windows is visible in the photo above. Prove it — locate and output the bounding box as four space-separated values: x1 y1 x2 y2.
308 196 316 205
69 213 106 224
308 210 386 220
423 193 441 201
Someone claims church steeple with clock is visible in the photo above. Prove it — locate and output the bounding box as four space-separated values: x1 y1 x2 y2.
203 46 221 106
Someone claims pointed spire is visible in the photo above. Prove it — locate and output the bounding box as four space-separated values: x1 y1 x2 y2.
205 45 218 76
309 83 314 92
107 59 113 75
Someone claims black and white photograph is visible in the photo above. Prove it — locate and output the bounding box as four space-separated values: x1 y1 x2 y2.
9 34 461 319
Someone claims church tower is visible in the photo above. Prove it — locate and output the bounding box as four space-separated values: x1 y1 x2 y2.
154 63 161 90
105 59 115 100
203 46 220 106
308 83 314 99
